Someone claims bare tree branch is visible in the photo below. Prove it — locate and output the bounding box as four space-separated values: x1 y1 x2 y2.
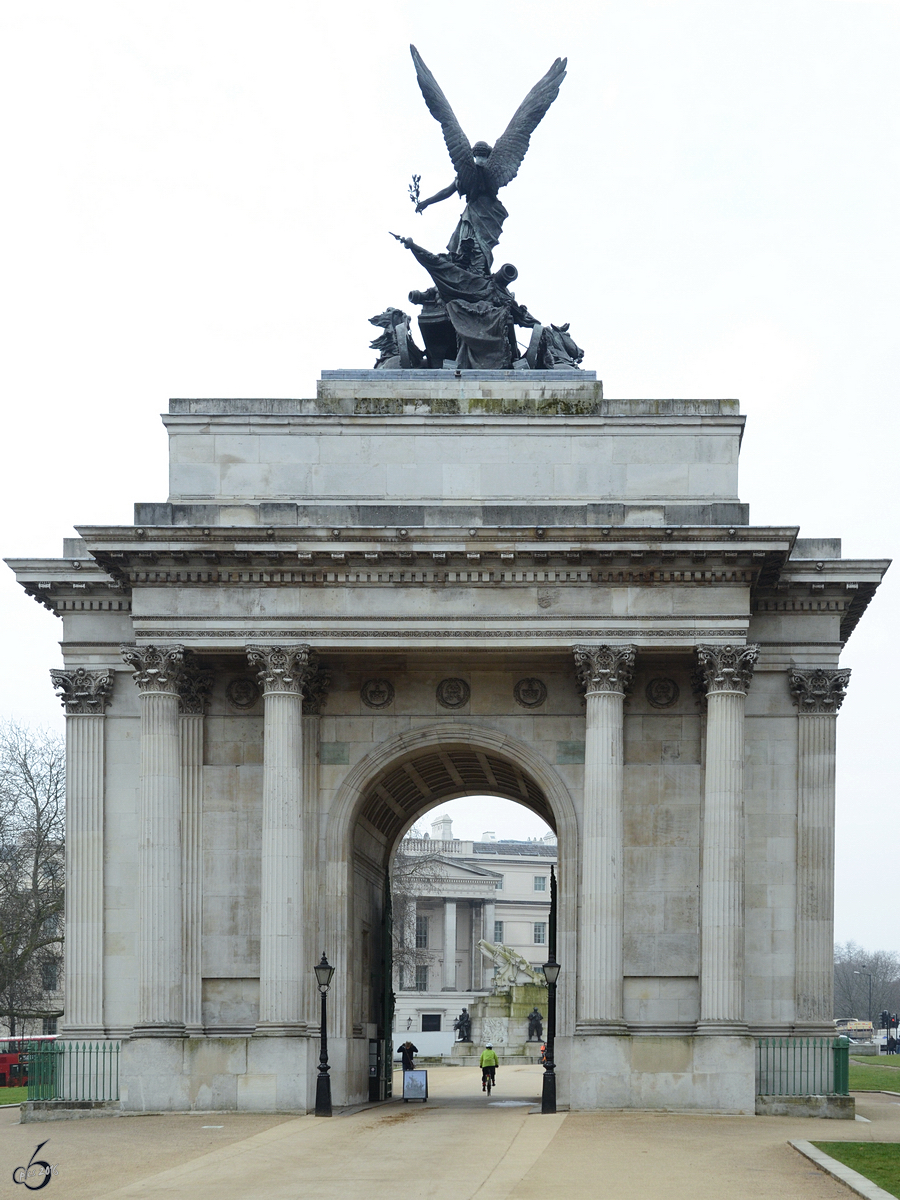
0 720 65 1036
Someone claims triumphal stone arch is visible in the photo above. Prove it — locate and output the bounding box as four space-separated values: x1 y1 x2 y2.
7 368 889 1113
7 49 890 1114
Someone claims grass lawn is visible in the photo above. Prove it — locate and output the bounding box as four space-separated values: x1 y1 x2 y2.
849 1056 900 1092
0 1087 26 1105
814 1142 900 1199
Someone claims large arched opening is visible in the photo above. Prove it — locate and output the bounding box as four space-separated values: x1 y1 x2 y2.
324 724 578 1107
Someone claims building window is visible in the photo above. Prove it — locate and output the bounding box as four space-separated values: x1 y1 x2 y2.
415 965 428 991
533 876 547 892
41 962 58 992
493 921 504 943
42 1018 57 1036
421 1014 441 1032
415 915 428 948
533 922 547 945
495 876 503 890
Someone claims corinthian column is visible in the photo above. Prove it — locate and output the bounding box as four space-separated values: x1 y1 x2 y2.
246 644 318 1034
50 667 114 1036
573 644 636 1032
790 667 850 1032
178 661 213 1035
121 644 186 1035
696 643 759 1031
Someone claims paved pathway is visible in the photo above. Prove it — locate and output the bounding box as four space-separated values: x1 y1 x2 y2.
4 1066 899 1199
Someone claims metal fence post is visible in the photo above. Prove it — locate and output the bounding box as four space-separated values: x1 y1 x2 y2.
832 1036 849 1096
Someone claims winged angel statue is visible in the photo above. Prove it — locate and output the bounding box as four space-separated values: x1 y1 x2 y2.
410 45 567 273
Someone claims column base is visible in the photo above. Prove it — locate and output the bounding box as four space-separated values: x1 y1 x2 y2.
695 1020 750 1036
792 1022 841 1038
575 1019 629 1036
131 1023 186 1038
254 1022 309 1037
59 1025 107 1039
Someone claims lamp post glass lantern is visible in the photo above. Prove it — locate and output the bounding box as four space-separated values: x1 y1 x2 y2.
315 953 335 1116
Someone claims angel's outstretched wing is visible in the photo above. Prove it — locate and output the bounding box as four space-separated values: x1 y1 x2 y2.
410 45 477 194
487 57 567 191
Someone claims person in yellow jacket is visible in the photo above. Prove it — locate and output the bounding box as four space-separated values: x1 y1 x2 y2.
480 1042 499 1091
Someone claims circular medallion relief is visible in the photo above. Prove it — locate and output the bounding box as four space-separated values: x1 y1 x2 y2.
226 677 261 710
436 678 470 709
646 677 680 709
514 678 548 709
360 679 395 709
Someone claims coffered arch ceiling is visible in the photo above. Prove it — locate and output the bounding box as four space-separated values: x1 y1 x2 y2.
358 742 554 845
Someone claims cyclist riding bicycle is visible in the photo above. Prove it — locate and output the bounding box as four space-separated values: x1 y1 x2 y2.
480 1042 499 1092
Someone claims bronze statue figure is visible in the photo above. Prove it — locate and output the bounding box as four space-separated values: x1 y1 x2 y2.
410 45 567 273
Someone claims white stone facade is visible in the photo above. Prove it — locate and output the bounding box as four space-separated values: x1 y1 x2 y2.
5 369 889 1113
392 818 557 1052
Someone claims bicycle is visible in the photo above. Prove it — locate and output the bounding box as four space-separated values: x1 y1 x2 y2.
482 1067 495 1096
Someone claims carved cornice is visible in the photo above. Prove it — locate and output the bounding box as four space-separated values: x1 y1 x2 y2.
49 667 114 715
789 668 851 714
120 644 185 692
572 644 637 695
246 644 318 697
178 657 214 715
695 644 759 696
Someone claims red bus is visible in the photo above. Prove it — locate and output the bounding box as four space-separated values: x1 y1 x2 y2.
0 1035 57 1088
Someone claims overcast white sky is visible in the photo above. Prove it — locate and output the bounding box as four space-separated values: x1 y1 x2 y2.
0 1 896 947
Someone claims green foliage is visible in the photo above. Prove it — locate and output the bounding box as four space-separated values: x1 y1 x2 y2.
813 1142 900 1199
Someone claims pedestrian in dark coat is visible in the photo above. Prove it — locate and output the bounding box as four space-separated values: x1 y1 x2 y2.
400 1041 418 1071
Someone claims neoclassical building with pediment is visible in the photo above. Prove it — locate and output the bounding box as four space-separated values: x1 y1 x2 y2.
7 368 889 1112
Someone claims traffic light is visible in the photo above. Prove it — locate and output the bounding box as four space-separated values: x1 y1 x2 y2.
881 1010 891 1030
891 1014 899 1031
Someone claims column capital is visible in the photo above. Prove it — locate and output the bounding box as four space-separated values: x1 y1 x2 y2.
695 644 759 696
246 643 319 697
178 658 214 715
121 644 186 692
572 644 636 696
789 667 851 714
302 662 331 714
50 667 114 715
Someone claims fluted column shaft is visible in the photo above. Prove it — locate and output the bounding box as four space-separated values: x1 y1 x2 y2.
181 713 204 1033
259 688 305 1028
51 668 114 1036
573 644 635 1031
700 690 746 1024
138 689 184 1030
697 643 758 1030
64 715 106 1032
790 668 849 1030
795 715 835 1023
121 645 188 1034
582 689 626 1024
442 900 457 990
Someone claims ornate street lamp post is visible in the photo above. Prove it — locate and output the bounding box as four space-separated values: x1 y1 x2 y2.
314 952 335 1116
541 951 560 1114
854 969 874 1025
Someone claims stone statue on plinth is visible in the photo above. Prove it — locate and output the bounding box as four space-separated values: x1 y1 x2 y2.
527 1007 544 1041
453 1007 472 1042
366 45 584 371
